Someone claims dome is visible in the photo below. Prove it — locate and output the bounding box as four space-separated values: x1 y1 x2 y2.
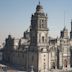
36 4 43 10
36 2 44 13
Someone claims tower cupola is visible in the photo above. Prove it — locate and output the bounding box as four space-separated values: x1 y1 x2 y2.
36 2 44 13
60 26 68 38
63 26 68 32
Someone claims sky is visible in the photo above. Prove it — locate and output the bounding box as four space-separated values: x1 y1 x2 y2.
0 0 72 44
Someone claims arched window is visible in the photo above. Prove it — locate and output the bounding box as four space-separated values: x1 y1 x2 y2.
42 24 44 28
64 59 67 67
41 20 44 28
42 36 44 43
52 62 55 69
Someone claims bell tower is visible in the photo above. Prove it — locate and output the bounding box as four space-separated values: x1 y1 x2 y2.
29 2 49 72
30 2 48 45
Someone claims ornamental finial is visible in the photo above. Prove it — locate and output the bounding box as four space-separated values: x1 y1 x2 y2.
39 0 40 5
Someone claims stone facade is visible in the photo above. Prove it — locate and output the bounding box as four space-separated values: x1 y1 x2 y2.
2 3 72 72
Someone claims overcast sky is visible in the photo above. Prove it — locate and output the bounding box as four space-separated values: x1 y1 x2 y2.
0 0 72 44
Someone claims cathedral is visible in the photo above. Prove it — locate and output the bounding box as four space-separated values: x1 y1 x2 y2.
2 2 72 72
